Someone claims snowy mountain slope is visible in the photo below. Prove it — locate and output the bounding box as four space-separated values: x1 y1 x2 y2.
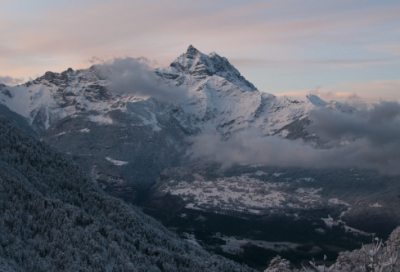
0 68 154 133
0 45 344 203
0 103 37 135
155 46 338 138
0 45 340 138
0 67 181 135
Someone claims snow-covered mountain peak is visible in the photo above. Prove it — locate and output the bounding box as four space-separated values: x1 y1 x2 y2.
186 44 201 57
306 94 350 112
307 94 329 107
0 66 123 132
157 45 258 92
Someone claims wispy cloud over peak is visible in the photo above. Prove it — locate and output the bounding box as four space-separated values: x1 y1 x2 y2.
0 75 24 86
93 57 189 102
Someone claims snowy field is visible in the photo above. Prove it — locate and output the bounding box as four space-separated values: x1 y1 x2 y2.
161 172 349 215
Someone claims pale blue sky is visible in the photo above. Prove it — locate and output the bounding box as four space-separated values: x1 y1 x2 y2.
1 0 399 102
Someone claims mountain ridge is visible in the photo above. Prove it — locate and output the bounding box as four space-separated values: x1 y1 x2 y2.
0 45 344 203
0 45 340 138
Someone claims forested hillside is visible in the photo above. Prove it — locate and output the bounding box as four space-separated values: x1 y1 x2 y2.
0 118 253 272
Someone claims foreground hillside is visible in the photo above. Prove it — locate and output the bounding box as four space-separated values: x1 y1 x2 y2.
0 118 253 272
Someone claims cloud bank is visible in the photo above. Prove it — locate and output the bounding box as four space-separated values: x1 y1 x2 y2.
0 76 24 85
188 101 400 174
93 57 188 102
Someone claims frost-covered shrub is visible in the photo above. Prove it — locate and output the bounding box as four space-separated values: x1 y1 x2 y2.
264 255 292 272
333 233 399 272
266 228 400 272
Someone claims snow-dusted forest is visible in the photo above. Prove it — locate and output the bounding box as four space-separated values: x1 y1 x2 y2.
0 118 252 271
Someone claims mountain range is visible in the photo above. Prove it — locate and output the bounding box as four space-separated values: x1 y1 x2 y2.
1 45 399 269
0 45 344 201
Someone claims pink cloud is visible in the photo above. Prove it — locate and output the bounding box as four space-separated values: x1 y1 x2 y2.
1 0 399 98
276 80 400 103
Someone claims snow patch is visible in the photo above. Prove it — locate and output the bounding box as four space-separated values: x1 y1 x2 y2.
315 228 326 234
328 198 350 206
79 128 90 133
105 157 128 166
322 215 371 236
299 177 314 182
220 236 299 254
161 175 331 215
138 112 161 132
182 233 202 248
88 115 113 125
254 170 267 176
55 132 66 137
278 129 289 138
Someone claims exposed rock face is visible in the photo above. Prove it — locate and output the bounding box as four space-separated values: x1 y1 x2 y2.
162 45 258 92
